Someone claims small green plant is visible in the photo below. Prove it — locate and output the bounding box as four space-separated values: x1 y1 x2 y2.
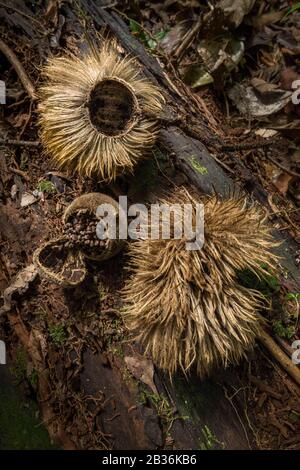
37 180 56 194
199 425 224 450
188 155 208 175
48 324 67 346
284 292 299 320
285 292 300 302
108 344 125 359
285 2 300 17
129 19 169 50
139 389 182 436
273 320 295 339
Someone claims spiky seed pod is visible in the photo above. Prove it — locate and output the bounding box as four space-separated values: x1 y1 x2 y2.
63 193 125 262
33 238 87 287
122 189 279 378
38 41 164 181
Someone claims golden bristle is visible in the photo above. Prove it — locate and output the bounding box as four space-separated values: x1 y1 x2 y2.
38 41 164 181
122 189 279 378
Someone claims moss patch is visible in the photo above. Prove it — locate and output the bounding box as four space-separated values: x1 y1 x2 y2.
0 367 56 450
188 155 208 175
236 267 280 298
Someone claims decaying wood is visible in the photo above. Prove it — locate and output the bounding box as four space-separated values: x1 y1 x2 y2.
259 330 300 387
8 311 76 449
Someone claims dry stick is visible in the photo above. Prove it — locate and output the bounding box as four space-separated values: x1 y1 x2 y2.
221 140 273 152
266 154 300 178
172 18 202 62
9 166 30 181
259 329 300 386
0 138 40 147
0 38 35 100
0 1 44 30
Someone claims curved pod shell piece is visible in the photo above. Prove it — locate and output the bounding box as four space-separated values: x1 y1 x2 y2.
33 237 87 287
63 193 125 262
38 42 164 181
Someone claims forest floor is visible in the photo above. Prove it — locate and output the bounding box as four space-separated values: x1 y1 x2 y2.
0 0 299 450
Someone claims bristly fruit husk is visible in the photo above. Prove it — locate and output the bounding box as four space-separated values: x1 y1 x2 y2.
38 41 164 182
122 189 279 378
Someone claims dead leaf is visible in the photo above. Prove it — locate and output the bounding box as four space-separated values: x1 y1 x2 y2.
160 21 190 55
20 192 38 207
125 354 158 395
273 171 293 195
228 82 291 117
218 0 256 28
250 10 285 28
280 68 300 91
185 36 244 88
251 77 281 97
255 129 278 138
0 264 38 314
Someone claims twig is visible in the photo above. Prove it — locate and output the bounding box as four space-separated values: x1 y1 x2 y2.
153 150 178 188
221 140 273 152
19 99 34 138
259 329 300 386
267 154 300 178
209 153 236 175
0 138 40 147
223 386 252 449
0 1 44 31
0 38 36 99
172 18 202 62
9 166 30 181
248 375 281 400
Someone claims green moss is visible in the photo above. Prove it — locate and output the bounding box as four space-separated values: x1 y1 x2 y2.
109 344 124 359
236 267 280 298
0 370 56 450
199 425 224 450
48 324 67 346
172 376 227 449
139 389 183 436
188 155 208 175
129 19 169 50
273 320 295 339
36 180 56 194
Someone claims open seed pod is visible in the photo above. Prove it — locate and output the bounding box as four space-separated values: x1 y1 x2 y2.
122 189 279 378
63 193 125 262
33 238 87 287
38 41 164 181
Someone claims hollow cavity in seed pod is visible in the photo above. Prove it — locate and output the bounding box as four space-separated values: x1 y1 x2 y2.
88 79 138 136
